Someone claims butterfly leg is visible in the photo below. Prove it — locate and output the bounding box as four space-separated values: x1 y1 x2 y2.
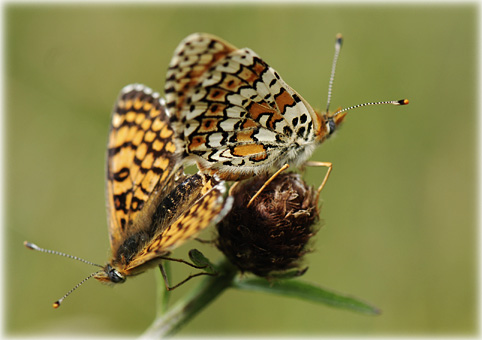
228 181 240 196
303 160 333 205
158 257 217 291
247 163 290 207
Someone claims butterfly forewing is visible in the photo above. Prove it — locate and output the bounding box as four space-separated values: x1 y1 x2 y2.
106 84 178 255
165 33 321 180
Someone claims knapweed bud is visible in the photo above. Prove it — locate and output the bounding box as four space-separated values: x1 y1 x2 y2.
216 172 320 278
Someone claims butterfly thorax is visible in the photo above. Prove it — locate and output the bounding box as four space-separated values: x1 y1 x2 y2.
113 230 151 266
278 109 344 169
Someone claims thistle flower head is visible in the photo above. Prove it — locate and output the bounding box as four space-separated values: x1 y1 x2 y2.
216 172 320 278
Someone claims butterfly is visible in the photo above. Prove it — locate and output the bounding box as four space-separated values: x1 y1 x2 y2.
165 33 408 182
25 84 232 307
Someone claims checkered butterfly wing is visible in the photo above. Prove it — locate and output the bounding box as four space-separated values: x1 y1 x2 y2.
165 33 321 180
106 84 180 256
124 173 230 272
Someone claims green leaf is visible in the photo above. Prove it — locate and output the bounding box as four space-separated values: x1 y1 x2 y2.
233 278 380 315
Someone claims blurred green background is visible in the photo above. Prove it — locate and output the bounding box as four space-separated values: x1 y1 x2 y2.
4 3 477 337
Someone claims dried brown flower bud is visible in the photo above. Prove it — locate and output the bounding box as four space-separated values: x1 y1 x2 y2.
216 172 320 278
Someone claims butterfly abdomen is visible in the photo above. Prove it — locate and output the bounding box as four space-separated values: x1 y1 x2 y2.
149 173 205 235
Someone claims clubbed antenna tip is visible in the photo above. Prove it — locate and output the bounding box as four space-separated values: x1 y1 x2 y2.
24 241 38 250
51 271 100 309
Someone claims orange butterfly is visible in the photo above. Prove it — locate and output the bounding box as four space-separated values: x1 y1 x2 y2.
25 84 231 307
165 33 408 185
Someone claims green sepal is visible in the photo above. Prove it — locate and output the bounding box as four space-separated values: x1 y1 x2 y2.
188 249 216 274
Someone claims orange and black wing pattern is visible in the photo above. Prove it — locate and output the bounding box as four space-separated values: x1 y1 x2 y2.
106 84 179 256
121 173 231 275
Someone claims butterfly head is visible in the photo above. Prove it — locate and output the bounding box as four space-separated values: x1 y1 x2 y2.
94 264 126 284
313 109 347 143
324 110 347 136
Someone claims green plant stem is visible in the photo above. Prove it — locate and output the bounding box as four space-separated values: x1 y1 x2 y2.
141 258 238 338
157 261 172 317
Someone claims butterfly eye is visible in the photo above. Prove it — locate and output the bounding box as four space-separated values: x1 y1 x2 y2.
326 119 336 135
108 268 125 283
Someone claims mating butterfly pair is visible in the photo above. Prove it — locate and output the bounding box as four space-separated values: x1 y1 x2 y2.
25 33 407 307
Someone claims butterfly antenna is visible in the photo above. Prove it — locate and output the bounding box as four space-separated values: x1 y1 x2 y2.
24 241 103 268
335 99 409 116
53 271 100 309
325 33 343 114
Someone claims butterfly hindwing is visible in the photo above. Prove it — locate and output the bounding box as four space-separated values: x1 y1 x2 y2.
122 173 231 274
